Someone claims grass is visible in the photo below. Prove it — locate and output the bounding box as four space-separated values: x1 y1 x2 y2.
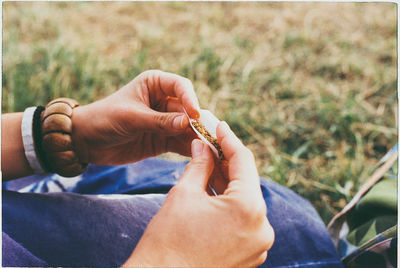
2 2 397 224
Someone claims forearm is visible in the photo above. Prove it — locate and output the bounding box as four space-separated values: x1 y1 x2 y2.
1 113 34 181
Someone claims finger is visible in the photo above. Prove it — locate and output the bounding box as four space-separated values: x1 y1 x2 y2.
208 163 229 194
178 139 214 190
166 100 185 113
216 121 259 185
166 131 198 156
157 71 200 119
142 109 190 134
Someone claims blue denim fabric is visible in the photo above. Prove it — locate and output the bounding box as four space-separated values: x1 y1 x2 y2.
3 158 343 267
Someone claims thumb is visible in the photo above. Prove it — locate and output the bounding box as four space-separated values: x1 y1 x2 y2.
178 139 215 190
149 110 189 134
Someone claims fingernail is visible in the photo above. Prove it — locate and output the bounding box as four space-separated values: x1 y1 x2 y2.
192 139 204 157
173 115 185 129
193 109 200 119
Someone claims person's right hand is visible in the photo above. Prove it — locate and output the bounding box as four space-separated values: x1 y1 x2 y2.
123 121 274 267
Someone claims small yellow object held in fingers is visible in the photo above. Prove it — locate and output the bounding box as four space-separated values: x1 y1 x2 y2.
185 108 229 196
185 109 225 161
190 119 225 161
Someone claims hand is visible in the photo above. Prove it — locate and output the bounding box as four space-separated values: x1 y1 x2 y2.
124 122 274 267
72 70 200 165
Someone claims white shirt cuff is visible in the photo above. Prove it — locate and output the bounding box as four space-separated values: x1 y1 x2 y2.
21 107 46 174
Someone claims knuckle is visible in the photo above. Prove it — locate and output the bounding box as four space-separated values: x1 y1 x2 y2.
256 251 268 266
139 70 162 85
167 184 181 197
141 69 161 76
193 155 209 165
138 70 151 80
259 219 275 251
257 200 267 218
154 113 173 130
167 183 189 200
140 70 150 76
253 203 267 224
265 221 275 250
235 198 266 226
235 200 256 222
183 77 193 86
185 156 209 170
243 147 255 160
251 222 273 266
235 146 254 160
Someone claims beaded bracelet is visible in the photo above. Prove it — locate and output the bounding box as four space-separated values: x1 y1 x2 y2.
40 98 88 177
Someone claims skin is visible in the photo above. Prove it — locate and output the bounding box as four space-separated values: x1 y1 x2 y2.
72 70 201 165
2 112 34 180
2 70 199 180
1 70 274 266
124 123 274 267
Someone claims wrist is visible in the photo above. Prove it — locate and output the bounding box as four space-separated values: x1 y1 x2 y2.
2 113 34 180
123 237 190 267
123 252 189 268
122 254 153 268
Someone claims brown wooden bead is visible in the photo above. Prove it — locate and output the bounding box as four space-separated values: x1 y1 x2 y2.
42 114 72 134
46 98 79 109
42 132 73 152
57 162 87 177
46 150 79 167
42 103 73 121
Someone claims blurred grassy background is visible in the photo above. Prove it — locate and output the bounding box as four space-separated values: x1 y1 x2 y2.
2 2 397 223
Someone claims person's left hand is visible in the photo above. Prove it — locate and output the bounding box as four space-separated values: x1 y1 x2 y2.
123 122 274 267
71 70 200 165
